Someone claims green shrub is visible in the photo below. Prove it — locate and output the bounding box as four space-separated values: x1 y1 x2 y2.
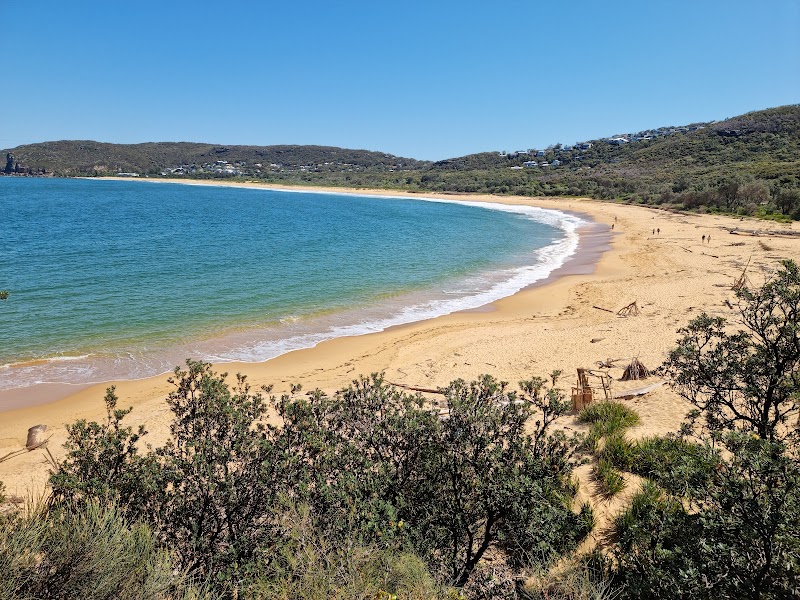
50 367 593 592
578 401 640 438
250 506 442 600
628 435 718 495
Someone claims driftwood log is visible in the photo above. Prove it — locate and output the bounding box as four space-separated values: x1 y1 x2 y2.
593 305 614 314
386 381 444 395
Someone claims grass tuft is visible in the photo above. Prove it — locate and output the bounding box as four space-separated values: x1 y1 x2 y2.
578 401 640 439
594 458 627 497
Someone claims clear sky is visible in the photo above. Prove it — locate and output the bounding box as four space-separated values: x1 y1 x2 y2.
3 0 798 160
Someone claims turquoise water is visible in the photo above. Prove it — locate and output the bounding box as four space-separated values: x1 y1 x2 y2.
0 178 583 390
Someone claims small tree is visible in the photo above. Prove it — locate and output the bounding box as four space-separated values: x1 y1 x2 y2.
407 375 592 587
155 360 281 586
50 386 160 517
274 373 593 588
662 259 800 442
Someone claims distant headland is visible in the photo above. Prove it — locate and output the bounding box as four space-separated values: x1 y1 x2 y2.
4 105 799 219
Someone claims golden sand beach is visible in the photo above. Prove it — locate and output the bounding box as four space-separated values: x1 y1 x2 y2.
2 183 798 531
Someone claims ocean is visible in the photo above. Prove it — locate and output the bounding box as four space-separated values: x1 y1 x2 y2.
0 178 584 392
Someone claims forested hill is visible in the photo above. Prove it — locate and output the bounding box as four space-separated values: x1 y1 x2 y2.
426 105 800 219
0 141 427 176
4 105 800 218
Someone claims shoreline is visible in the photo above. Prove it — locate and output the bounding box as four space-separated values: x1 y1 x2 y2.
0 180 603 411
2 180 799 500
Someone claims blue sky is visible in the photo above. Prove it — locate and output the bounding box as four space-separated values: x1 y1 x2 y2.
3 1 799 160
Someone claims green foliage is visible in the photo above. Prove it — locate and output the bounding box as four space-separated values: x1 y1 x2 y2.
249 505 443 600
661 259 800 442
610 438 800 599
275 373 592 587
578 401 640 439
154 362 281 585
593 458 626 498
0 499 204 600
50 366 593 594
625 435 719 497
599 434 635 472
50 386 160 515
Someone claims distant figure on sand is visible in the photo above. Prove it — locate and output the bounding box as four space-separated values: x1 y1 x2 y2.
702 234 706 243
707 234 711 244
657 228 660 235
611 224 614 230
652 228 655 235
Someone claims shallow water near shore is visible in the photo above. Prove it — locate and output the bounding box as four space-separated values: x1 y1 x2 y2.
0 178 584 392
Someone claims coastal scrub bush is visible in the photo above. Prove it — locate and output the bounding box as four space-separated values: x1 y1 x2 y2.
275 373 593 588
51 361 284 593
153 361 282 586
593 457 626 498
50 386 160 518
50 367 594 594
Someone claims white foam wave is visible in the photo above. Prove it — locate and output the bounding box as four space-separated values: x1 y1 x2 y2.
0 194 588 392
209 200 584 364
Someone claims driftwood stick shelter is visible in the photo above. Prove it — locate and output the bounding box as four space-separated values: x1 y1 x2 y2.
621 357 651 381
617 301 640 317
733 256 752 291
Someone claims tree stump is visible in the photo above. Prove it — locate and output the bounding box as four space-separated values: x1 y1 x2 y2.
26 424 47 450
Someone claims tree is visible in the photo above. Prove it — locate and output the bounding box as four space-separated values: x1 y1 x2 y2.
610 260 800 599
154 361 282 585
410 375 593 587
272 373 592 588
50 386 160 517
662 259 800 443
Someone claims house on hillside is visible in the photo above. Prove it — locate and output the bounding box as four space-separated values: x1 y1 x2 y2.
523 161 538 167
551 159 561 166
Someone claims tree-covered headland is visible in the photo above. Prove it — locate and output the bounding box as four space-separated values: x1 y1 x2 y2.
5 105 800 219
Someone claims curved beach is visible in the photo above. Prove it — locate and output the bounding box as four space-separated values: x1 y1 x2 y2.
2 186 799 502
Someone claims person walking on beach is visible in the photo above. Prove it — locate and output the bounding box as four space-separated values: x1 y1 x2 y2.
702 234 706 243
657 228 660 235
707 234 711 244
